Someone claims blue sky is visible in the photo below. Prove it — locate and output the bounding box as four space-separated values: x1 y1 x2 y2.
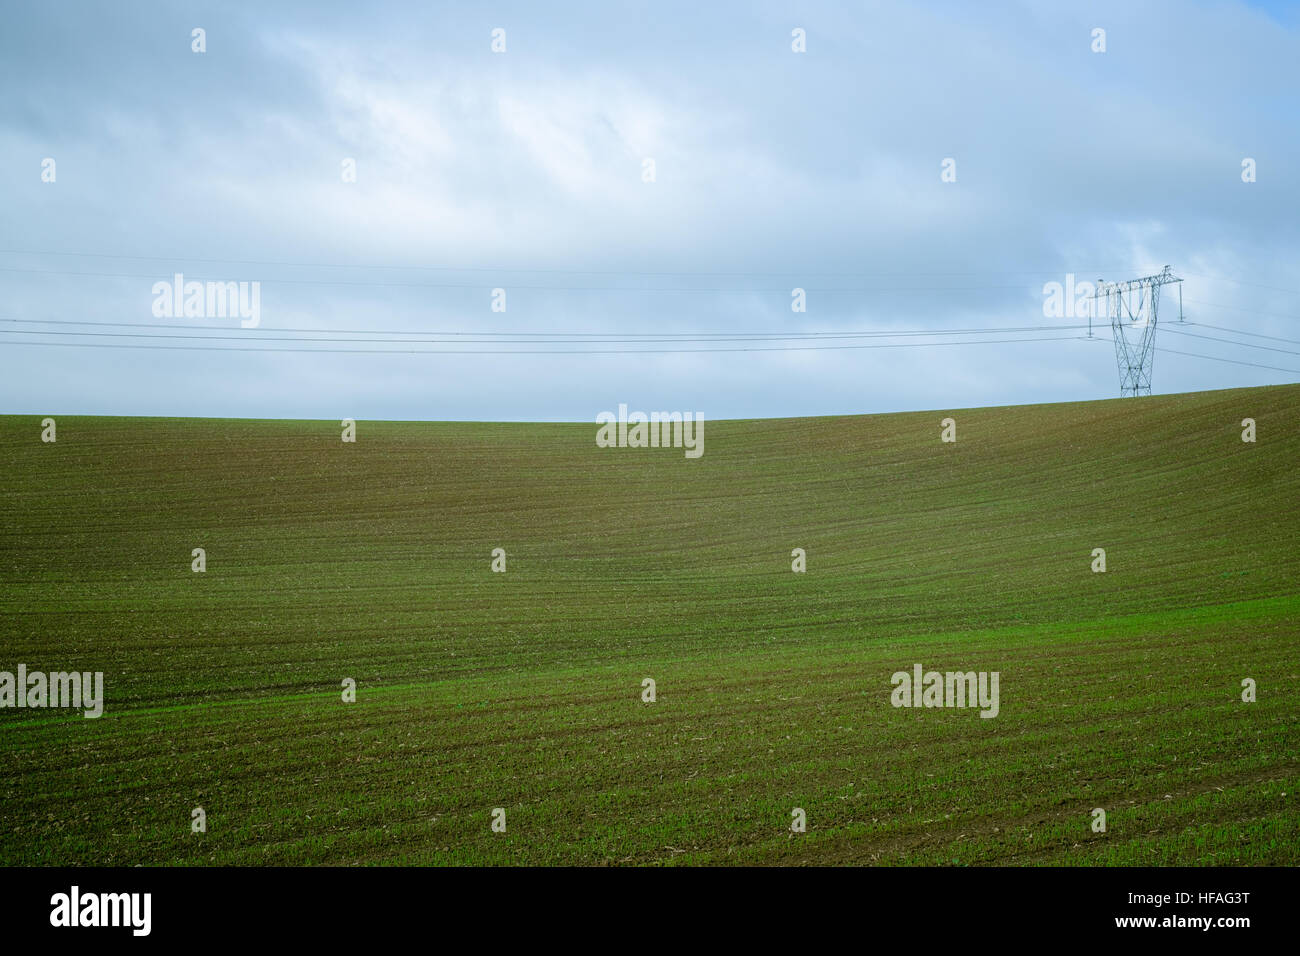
2 0 1297 420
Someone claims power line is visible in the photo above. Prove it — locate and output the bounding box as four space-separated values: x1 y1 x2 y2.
2 315 1292 370
0 333 1089 356
0 266 1034 294
2 328 1088 346
1185 321 1300 346
0 317 1091 342
1164 326 1300 356
1090 336 1300 375
1 247 1295 380
1154 345 1300 375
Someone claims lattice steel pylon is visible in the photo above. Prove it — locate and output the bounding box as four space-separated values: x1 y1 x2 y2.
1090 265 1183 397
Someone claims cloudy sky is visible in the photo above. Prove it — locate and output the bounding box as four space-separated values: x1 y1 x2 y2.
2 0 1297 420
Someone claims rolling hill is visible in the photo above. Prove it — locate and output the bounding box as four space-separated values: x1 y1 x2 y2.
1 384 1297 865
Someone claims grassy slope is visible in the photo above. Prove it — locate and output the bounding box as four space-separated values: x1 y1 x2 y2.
0 384 1296 865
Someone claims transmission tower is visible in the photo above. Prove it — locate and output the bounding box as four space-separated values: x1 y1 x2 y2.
1090 265 1183 397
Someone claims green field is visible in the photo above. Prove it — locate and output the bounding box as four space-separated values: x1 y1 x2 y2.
1 385 1297 865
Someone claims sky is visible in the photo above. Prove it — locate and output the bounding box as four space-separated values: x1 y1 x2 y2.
1 0 1297 421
